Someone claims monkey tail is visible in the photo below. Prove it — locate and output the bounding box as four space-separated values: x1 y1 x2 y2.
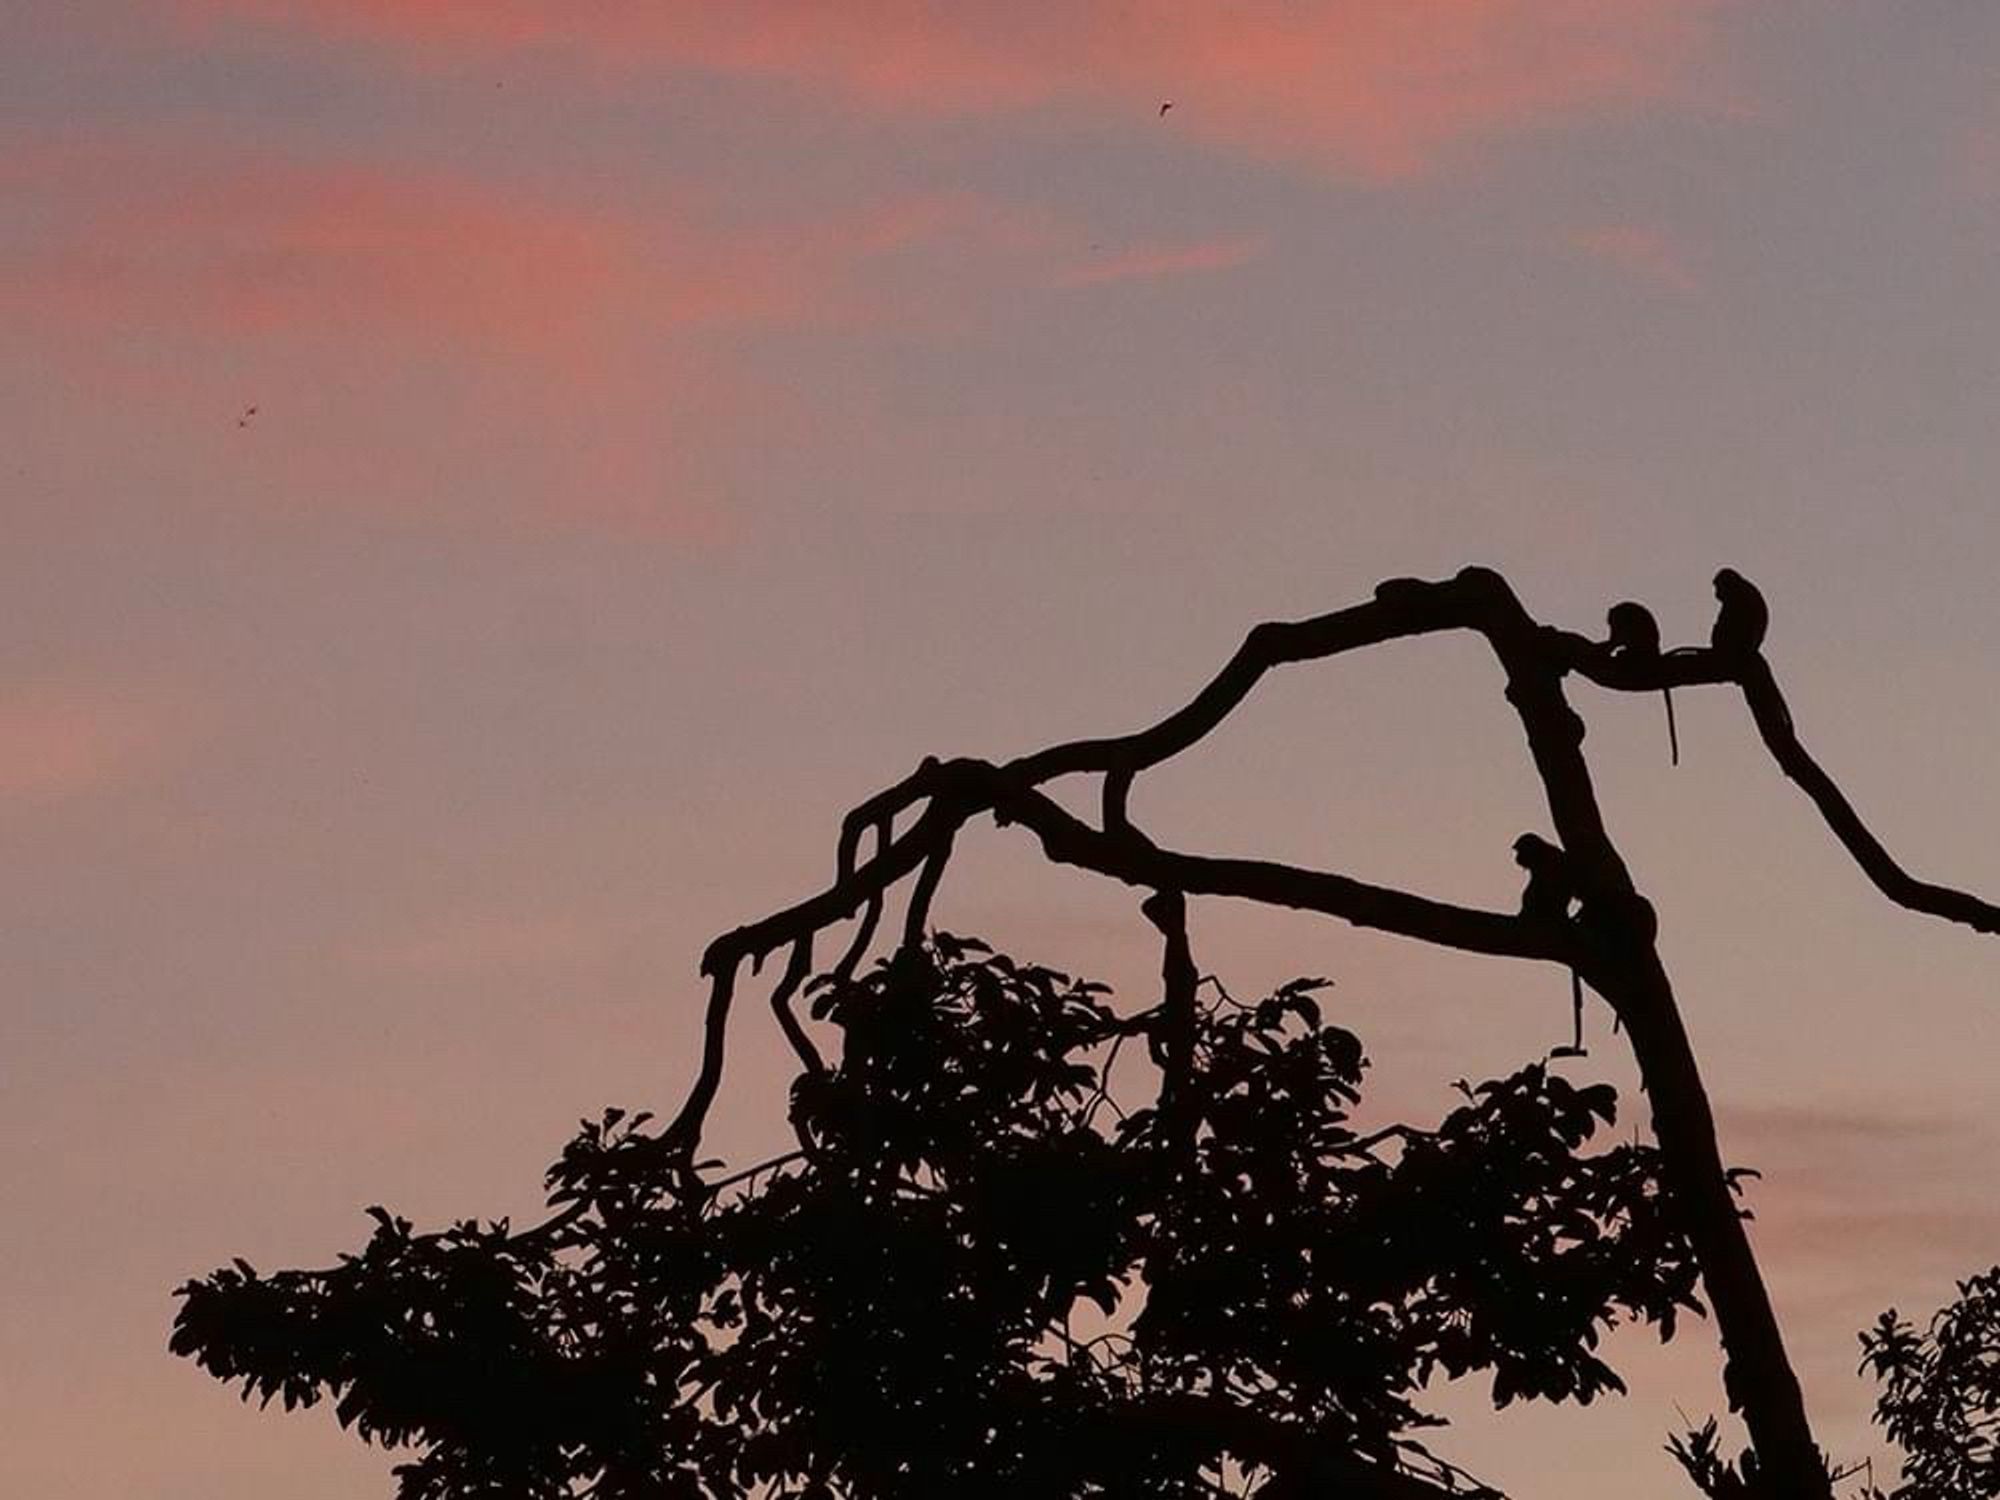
1662 686 1680 767
1549 970 1589 1059
1552 969 1586 1057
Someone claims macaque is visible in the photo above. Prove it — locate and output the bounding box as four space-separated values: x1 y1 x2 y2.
1710 568 1769 658
1514 833 1588 1058
1605 600 1679 766
1512 833 1574 921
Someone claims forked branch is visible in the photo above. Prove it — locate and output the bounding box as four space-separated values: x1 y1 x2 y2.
658 563 1998 1500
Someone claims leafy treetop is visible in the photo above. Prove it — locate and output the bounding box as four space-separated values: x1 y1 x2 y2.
173 937 1703 1499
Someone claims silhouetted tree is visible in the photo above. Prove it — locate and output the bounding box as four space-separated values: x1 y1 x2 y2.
174 568 2000 1497
1853 1270 2000 1498
176 937 1710 1497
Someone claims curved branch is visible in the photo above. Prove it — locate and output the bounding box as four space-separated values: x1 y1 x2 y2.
902 823 956 950
827 820 889 986
768 937 824 1078
1004 577 1483 788
835 756 936 879
705 795 961 981
661 964 737 1154
1737 657 2000 933
673 798 965 1158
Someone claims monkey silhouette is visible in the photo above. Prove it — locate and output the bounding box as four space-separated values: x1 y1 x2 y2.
1512 833 1573 920
1710 568 1769 658
1514 833 1588 1057
1605 600 1679 766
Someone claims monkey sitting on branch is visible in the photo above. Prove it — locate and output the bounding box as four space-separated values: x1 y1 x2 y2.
1596 569 1771 766
1709 567 1769 659
1603 600 1679 767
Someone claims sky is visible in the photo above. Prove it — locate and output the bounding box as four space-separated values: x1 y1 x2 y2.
4 3 2000 1496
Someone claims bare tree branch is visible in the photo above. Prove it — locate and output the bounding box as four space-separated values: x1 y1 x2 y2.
661 963 738 1157
767 936 824 1079
1561 629 2000 932
996 782 1562 964
662 563 2000 1499
1734 656 2000 933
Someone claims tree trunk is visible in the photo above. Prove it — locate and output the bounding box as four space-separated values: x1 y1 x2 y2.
1612 950 1828 1499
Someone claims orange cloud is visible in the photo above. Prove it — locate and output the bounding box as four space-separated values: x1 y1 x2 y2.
178 1 1722 178
1058 236 1267 288
1569 221 1700 293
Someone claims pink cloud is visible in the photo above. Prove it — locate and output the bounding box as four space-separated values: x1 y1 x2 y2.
177 1 1723 179
1957 118 2000 201
1058 235 1268 288
0 141 1117 378
0 145 792 537
0 682 175 805
0 143 1108 538
1569 221 1700 293
1713 1101 2000 1279
0 144 813 357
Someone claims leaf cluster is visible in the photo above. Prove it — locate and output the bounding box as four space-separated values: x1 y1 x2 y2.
1855 1267 2000 1499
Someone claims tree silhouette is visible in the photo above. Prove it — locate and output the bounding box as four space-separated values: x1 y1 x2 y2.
173 938 1705 1497
173 567 2000 1496
1855 1270 2000 1498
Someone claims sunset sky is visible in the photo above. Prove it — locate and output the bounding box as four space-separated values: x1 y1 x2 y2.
7 4 2000 1496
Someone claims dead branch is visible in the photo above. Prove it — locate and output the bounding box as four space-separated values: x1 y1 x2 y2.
1734 656 2000 932
663 563 2000 1499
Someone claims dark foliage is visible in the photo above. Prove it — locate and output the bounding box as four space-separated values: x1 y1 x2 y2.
1666 1416 1789 1499
173 937 1706 1498
1853 1268 2000 1499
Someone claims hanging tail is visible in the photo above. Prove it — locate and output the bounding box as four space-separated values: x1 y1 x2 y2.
1551 970 1588 1058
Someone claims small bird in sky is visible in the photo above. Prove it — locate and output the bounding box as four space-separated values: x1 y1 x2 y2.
1159 100 1173 117
236 404 258 428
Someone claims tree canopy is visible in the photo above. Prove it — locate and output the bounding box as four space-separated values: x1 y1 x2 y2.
173 937 1709 1498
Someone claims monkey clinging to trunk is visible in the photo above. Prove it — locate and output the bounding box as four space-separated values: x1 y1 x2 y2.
1513 833 1589 1058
